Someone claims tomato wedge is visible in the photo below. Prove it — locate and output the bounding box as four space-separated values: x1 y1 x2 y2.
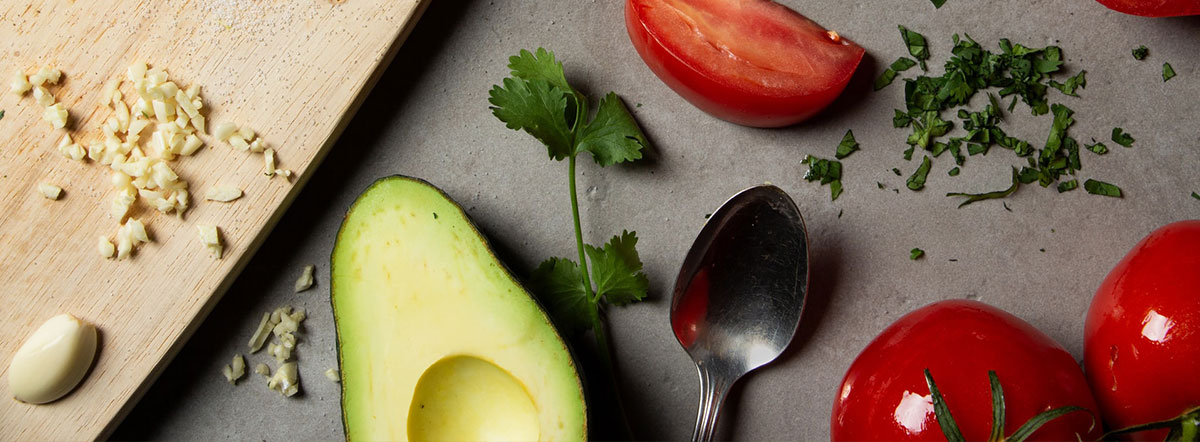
1094 0 1200 17
625 0 865 128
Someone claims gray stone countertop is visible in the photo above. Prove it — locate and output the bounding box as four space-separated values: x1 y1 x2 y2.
114 0 1199 440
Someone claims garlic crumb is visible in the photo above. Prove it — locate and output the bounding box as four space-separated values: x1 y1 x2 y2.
204 185 243 202
195 224 223 259
293 265 315 292
325 368 340 383
37 183 63 200
97 236 115 258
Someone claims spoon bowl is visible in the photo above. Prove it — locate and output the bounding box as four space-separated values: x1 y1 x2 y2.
671 185 809 442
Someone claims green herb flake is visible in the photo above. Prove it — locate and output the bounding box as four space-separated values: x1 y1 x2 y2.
1085 141 1108 155
1192 192 1200 201
835 130 860 159
947 168 1021 208
803 155 844 201
893 167 903 176
1084 179 1123 198
930 0 947 8
948 167 960 176
1111 128 1135 147
1048 70 1086 97
899 25 930 71
907 156 933 191
1132 45 1149 61
1056 179 1078 193
0 110 5 121
875 58 919 91
1163 62 1176 82
910 248 925 260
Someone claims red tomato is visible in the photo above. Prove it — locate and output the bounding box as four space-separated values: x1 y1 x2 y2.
624 0 865 128
1094 0 1200 17
1084 220 1200 439
832 300 1101 441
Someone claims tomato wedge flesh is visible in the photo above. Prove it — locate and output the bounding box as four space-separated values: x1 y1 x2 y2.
1094 0 1200 17
626 0 864 127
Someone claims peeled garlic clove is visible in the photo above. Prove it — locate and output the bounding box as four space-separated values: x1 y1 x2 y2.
8 314 98 404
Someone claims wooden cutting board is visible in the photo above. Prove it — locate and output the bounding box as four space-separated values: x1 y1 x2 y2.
0 0 428 439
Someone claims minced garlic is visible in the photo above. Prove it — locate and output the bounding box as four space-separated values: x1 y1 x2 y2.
195 224 222 258
10 72 30 95
97 236 115 258
293 265 315 292
204 185 243 202
37 183 62 200
267 362 299 397
255 363 270 377
43 103 68 129
325 368 340 383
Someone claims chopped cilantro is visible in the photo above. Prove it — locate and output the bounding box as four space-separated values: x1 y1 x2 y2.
948 167 960 176
877 182 886 189
1133 45 1149 61
1192 192 1200 201
892 167 902 176
947 168 1021 208
894 110 913 127
907 156 933 190
930 0 947 8
1111 128 1135 147
875 57 920 90
1163 62 1176 82
1084 179 1123 198
898 26 930 71
1049 70 1086 97
1085 141 1108 155
836 130 860 159
1056 179 1078 193
0 110 4 121
910 248 925 260
803 155 844 201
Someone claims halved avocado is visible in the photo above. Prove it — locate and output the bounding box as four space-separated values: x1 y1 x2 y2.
331 176 587 441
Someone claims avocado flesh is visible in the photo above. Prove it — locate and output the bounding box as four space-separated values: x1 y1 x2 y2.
331 176 586 441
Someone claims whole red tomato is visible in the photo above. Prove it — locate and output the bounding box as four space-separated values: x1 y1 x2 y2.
1094 0 1200 17
832 300 1100 441
1084 220 1200 439
624 0 864 128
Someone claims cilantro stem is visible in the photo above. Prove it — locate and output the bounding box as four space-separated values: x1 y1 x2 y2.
568 156 596 301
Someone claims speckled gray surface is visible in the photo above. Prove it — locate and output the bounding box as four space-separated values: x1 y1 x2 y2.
113 0 1199 440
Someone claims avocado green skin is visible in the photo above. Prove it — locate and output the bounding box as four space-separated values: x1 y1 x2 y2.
329 175 587 441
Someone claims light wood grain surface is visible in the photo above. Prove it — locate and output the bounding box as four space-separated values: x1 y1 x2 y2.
0 0 427 439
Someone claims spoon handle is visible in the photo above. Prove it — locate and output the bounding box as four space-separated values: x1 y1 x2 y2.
691 363 734 442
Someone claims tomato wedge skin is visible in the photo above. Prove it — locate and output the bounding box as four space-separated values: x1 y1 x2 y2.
831 300 1101 441
1084 220 1200 440
624 0 865 128
1095 0 1200 17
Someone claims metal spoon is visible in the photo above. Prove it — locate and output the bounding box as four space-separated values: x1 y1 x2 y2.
671 185 810 442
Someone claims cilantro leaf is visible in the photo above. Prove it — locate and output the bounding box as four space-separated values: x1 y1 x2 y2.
1192 192 1200 201
836 130 860 159
585 231 649 306
1056 179 1078 193
508 48 575 99
875 70 898 91
576 92 647 166
1133 45 1149 61
875 58 919 90
899 26 930 70
1085 141 1108 155
1085 179 1122 197
803 155 844 201
930 0 947 7
948 167 960 176
907 156 933 190
1049 70 1086 97
489 77 574 160
1163 62 1176 82
1111 128 1135 147
947 167 1021 208
910 248 925 260
528 258 591 335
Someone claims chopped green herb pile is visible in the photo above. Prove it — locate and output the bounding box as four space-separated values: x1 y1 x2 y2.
1132 45 1149 61
1111 128 1135 147
1084 179 1123 198
489 49 649 419
836 130 860 159
1163 62 1176 82
879 28 1129 207
910 248 925 260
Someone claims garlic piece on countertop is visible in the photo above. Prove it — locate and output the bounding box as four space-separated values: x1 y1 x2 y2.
293 265 315 292
37 183 63 200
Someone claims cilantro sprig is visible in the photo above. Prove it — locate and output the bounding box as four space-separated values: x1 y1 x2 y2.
489 49 649 416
